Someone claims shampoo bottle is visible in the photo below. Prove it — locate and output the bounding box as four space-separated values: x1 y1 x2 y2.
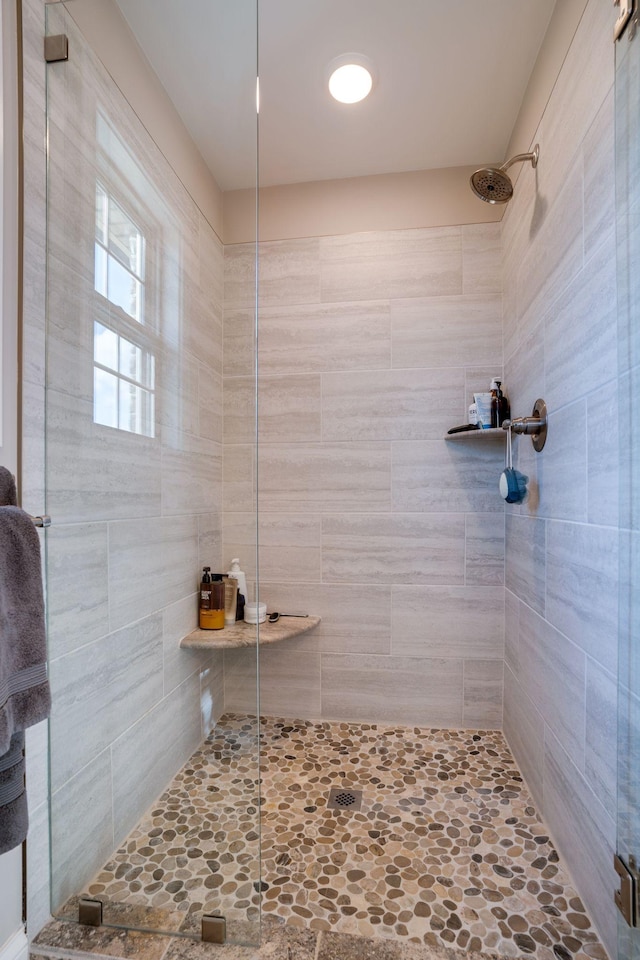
199 568 225 630
223 575 238 625
227 558 248 621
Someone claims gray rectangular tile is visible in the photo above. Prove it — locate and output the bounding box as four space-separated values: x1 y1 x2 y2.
223 647 259 715
258 300 391 376
546 520 618 674
46 522 109 659
504 588 520 677
225 375 321 444
224 512 321 584
503 666 545 808
257 635 322 719
161 429 222 517
319 227 462 302
515 155 583 327
543 731 617 958
463 660 503 729
519 602 586 769
323 369 464 442
462 222 502 296
585 660 617 814
46 390 162 523
108 516 199 631
223 306 256 378
50 750 114 910
223 443 254 513
393 439 504 513
258 237 321 306
259 443 391 513
584 90 615 261
465 513 505 585
587 382 619 527
391 295 502 370
163 594 208 694
321 654 464 726
253 582 391 656
544 235 617 413
505 514 546 615
322 513 465 584
537 401 588 522
391 586 504 659
223 242 257 308
49 614 164 790
111 674 201 843
200 653 225 737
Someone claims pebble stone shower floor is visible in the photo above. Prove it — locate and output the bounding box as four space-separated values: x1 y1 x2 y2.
79 714 608 960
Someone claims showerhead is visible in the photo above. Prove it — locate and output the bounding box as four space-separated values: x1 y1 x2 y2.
470 167 513 204
470 144 539 205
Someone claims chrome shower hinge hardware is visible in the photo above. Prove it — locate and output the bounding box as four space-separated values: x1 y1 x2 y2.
44 34 68 63
78 898 103 927
502 399 548 452
614 853 639 926
202 914 226 944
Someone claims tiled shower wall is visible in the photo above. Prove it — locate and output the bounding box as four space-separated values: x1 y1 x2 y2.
501 0 619 953
39 6 226 912
222 224 506 726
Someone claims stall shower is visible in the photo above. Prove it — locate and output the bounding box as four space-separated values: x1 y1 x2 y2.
19 1 636 960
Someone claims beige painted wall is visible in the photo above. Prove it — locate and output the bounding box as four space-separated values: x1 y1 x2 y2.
224 166 502 244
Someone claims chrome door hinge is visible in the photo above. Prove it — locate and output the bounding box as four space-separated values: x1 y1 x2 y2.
44 34 68 62
614 854 640 926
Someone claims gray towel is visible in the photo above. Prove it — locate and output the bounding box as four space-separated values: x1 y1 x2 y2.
0 467 17 508
0 505 51 755
0 470 48 853
0 732 27 855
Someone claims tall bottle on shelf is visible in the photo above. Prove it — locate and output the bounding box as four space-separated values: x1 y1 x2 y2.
199 567 225 630
490 378 510 427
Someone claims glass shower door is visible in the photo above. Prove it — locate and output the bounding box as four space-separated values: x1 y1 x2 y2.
616 7 640 960
44 1 259 945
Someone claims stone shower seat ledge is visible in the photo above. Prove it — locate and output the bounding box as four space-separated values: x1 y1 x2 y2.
181 616 321 650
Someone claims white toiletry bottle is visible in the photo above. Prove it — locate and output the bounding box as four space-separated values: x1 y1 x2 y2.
227 558 248 607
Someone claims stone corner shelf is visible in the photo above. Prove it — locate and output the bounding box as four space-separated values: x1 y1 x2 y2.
180 616 321 651
444 427 506 443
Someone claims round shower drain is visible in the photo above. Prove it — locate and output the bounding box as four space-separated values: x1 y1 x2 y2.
327 786 363 811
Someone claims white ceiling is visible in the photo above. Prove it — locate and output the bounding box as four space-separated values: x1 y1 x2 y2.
115 0 557 192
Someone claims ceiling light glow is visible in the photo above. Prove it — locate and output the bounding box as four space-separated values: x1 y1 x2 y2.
328 62 373 104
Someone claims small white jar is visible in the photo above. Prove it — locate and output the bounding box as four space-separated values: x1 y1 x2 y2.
244 602 267 624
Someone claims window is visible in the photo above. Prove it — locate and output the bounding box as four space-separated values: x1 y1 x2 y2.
94 182 145 322
93 321 155 437
93 182 155 437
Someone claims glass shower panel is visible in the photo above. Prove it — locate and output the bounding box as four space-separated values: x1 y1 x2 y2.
616 14 640 960
44 1 259 945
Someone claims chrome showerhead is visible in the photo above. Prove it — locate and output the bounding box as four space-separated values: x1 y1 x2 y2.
470 144 539 205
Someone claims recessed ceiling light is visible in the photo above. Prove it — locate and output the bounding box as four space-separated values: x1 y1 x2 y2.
327 54 375 104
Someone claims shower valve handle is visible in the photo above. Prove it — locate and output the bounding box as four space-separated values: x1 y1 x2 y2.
502 399 548 453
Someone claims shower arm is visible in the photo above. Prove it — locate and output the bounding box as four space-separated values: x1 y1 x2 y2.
500 144 540 173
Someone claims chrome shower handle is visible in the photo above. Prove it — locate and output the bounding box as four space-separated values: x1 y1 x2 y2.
502 399 548 452
502 417 541 435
